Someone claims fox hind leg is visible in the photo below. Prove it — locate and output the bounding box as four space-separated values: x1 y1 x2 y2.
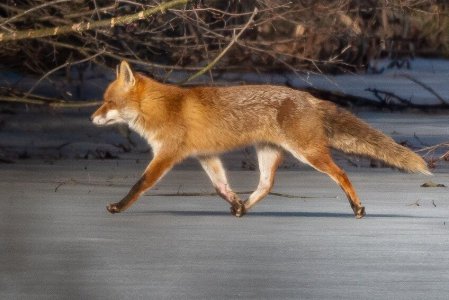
286 145 366 219
244 144 283 212
198 156 245 217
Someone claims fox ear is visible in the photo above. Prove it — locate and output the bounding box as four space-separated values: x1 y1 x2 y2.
118 61 135 87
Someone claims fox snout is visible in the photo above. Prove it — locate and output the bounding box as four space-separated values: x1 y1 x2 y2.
91 105 123 126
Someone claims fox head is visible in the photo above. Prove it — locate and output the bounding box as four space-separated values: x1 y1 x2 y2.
91 61 139 126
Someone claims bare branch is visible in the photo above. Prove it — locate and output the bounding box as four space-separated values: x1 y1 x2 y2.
0 95 101 108
399 74 448 105
182 8 258 83
25 51 105 97
0 0 188 42
0 0 71 27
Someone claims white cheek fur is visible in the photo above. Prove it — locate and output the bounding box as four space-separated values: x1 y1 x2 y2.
121 108 139 123
105 109 121 120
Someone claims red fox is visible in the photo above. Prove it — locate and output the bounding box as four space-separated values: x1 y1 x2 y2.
91 61 430 219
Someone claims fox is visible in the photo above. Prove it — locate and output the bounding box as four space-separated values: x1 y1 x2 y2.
91 61 430 219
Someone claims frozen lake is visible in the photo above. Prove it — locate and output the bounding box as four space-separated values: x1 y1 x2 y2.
1 109 449 299
1 57 449 298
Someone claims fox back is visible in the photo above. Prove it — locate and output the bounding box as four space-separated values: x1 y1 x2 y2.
92 64 328 158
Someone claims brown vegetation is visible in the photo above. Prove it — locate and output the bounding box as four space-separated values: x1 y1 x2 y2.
1 0 448 76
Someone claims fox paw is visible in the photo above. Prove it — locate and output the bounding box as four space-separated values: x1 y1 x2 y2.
351 204 366 219
106 203 122 214
230 201 246 218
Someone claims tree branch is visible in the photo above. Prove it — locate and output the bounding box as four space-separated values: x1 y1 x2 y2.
181 7 258 83
0 95 101 108
0 0 188 42
0 0 71 27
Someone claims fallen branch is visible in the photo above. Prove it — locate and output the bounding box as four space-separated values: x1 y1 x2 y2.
0 0 188 42
399 73 448 105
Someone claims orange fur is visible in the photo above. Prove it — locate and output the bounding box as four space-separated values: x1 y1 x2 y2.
91 61 430 218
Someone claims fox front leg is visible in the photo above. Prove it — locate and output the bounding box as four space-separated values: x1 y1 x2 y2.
107 154 176 214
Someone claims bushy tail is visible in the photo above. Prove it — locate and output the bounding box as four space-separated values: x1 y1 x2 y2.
319 102 431 175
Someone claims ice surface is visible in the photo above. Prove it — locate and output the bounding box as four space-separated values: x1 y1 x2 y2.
1 58 449 299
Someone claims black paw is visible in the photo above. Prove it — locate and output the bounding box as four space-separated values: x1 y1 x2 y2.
230 201 246 217
106 203 122 214
351 204 366 219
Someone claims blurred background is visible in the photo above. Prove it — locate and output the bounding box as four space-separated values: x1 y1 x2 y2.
2 0 449 75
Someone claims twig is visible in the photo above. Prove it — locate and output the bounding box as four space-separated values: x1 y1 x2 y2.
0 0 188 42
49 100 102 108
181 7 258 83
406 200 420 207
413 133 430 147
417 142 449 166
38 38 158 76
399 73 448 105
0 0 71 27
54 179 77 192
417 142 449 155
0 95 101 108
104 51 204 71
0 96 48 106
300 87 449 110
365 88 412 106
54 182 66 192
25 51 105 98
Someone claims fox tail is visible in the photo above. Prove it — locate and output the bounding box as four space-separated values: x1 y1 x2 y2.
320 101 431 175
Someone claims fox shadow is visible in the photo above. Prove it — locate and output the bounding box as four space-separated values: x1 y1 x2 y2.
129 210 429 219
